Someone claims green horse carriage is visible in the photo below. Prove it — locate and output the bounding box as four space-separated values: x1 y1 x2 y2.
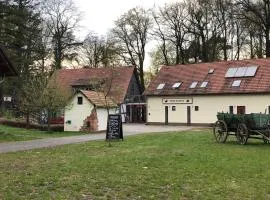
213 112 270 145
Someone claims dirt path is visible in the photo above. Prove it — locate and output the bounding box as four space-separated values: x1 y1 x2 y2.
0 124 194 153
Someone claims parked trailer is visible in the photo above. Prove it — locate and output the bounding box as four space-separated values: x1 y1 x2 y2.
213 112 270 145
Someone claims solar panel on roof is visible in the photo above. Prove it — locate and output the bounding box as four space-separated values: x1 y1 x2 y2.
234 67 247 77
244 66 258 77
172 82 182 88
225 68 237 77
157 83 165 89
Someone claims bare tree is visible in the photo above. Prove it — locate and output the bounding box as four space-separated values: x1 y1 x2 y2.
159 2 188 64
81 32 121 68
43 0 81 71
238 0 270 57
111 7 152 91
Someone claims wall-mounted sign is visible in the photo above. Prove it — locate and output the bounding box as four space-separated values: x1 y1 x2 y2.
3 96 12 102
162 98 193 104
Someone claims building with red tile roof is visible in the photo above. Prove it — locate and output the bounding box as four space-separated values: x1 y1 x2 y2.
52 66 146 130
64 90 118 132
80 90 117 108
145 58 270 125
52 66 140 104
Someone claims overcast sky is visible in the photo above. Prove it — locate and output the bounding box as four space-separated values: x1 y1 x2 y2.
73 0 178 68
74 0 177 38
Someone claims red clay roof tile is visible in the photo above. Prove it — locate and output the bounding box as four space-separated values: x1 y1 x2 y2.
144 58 270 96
80 90 117 108
52 66 135 104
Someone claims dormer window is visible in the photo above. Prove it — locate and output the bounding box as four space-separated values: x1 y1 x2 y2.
172 82 182 89
208 69 214 74
189 81 198 88
232 80 241 87
200 81 208 88
157 83 165 90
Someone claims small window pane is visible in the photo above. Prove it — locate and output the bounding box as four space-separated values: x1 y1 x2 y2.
172 106 176 111
77 97 83 105
232 80 241 87
244 66 258 77
172 82 182 88
208 69 214 74
189 81 198 88
157 83 165 89
234 67 247 77
200 81 208 88
195 106 199 111
225 68 237 77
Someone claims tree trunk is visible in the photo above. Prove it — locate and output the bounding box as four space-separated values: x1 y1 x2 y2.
175 45 180 64
201 35 208 62
266 28 270 57
249 32 254 59
138 62 145 91
258 33 263 58
223 32 228 61
162 41 169 65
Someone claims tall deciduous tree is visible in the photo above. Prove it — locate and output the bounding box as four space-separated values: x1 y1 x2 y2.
82 32 120 68
111 7 152 91
43 0 81 71
158 2 188 64
238 0 270 57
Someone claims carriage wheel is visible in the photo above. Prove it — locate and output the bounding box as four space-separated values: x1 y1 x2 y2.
263 125 270 144
263 137 269 144
213 120 228 143
236 123 249 145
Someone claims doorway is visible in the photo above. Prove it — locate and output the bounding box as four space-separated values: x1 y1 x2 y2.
187 106 191 125
165 106 168 125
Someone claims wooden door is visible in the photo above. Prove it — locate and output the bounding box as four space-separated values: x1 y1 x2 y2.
187 106 191 125
165 106 168 125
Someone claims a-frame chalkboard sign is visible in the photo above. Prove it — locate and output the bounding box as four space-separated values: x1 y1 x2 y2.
106 114 123 140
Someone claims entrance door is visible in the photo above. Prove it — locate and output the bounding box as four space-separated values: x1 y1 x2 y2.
165 106 168 125
187 106 191 125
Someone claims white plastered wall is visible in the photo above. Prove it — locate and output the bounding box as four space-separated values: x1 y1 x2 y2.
147 94 270 124
64 94 93 131
96 108 117 131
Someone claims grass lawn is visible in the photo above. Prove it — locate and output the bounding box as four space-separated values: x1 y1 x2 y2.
1 129 270 199
0 125 86 143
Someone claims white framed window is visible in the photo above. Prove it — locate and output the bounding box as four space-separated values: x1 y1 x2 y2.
157 83 165 90
200 81 208 88
172 82 182 89
208 69 215 74
189 81 198 88
232 80 241 87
